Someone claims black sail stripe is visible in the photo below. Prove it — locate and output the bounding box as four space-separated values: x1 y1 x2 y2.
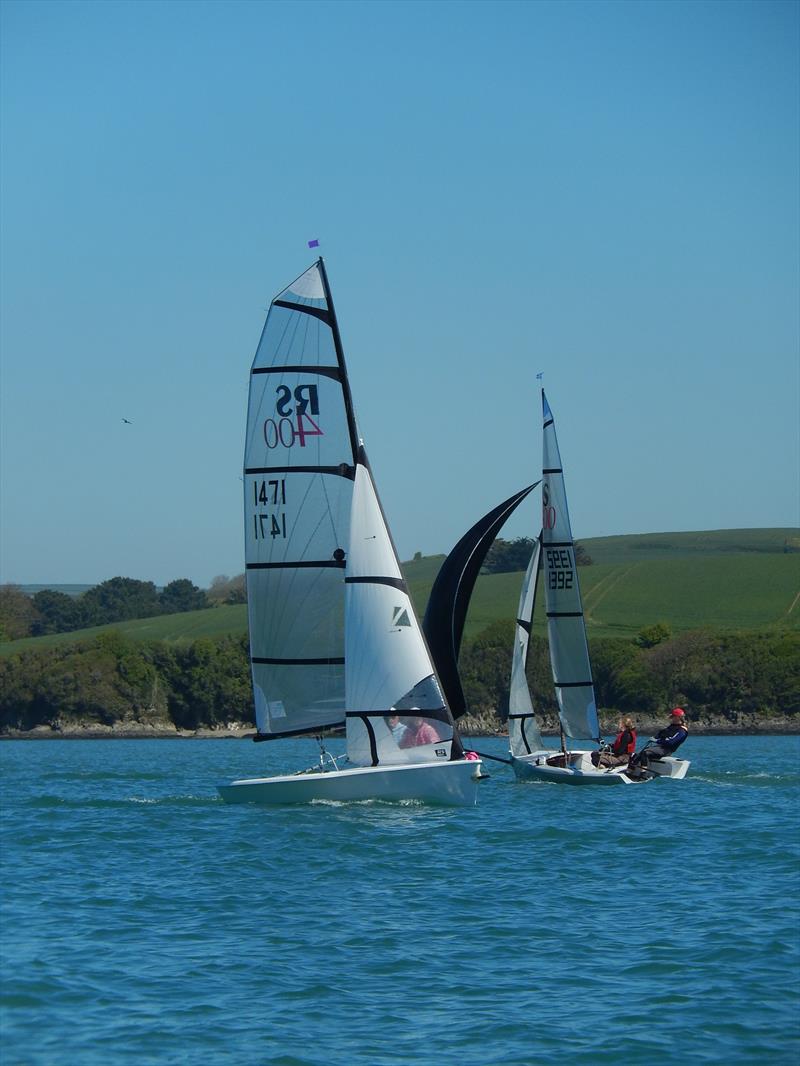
554 680 594 688
245 465 355 478
546 611 584 618
346 708 452 728
516 618 532 633
542 541 574 549
544 419 554 429
542 467 562 474
272 299 333 326
246 560 345 570
253 721 346 742
252 656 345 665
344 576 406 591
251 364 342 380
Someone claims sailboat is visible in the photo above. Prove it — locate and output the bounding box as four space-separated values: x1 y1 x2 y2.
217 259 483 806
508 390 690 784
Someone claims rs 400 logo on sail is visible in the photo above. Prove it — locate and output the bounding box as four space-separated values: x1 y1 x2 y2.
263 384 324 448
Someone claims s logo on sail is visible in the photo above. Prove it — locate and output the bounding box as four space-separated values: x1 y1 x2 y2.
542 484 557 530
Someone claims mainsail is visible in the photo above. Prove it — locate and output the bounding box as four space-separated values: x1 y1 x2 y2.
344 453 461 767
508 535 544 756
541 391 599 741
244 260 357 738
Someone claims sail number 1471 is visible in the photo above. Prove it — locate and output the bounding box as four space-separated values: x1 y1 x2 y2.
252 479 287 540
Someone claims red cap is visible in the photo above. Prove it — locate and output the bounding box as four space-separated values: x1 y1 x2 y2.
670 707 685 717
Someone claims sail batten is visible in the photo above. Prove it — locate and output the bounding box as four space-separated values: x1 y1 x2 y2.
251 364 342 379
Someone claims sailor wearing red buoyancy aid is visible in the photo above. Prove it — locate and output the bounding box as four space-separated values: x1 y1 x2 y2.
592 717 637 768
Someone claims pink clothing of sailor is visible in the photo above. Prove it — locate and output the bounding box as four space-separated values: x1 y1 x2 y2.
399 717 442 748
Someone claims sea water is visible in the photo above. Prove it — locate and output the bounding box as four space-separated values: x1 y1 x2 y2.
1 735 798 1065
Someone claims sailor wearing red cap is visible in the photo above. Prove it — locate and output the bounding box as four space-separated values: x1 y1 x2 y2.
628 708 689 775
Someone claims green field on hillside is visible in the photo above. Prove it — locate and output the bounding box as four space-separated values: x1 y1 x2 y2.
578 527 799 564
2 529 797 654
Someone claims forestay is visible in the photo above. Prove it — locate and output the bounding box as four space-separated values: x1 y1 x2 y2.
541 391 599 741
244 261 358 738
344 458 460 766
508 535 544 756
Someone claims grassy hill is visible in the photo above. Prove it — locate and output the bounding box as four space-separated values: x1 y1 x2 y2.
577 527 800 564
2 528 797 654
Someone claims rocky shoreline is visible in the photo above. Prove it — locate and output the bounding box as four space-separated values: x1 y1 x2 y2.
2 710 798 740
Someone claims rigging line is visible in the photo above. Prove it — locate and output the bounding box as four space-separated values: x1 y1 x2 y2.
471 749 513 765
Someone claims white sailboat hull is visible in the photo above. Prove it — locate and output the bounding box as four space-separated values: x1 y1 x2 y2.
510 749 690 785
218 758 485 807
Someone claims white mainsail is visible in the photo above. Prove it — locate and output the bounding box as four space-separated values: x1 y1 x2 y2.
344 460 457 767
541 390 599 741
508 535 544 757
244 261 358 737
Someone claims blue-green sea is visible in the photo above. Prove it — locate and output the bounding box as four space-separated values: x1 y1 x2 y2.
1 735 799 1065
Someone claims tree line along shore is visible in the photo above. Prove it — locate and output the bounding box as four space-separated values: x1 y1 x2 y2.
2 530 797 738
0 624 796 738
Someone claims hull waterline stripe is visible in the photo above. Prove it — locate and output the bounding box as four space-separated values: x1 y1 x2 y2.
251 363 341 380
252 656 345 666
272 299 333 326
345 575 406 591
246 560 346 570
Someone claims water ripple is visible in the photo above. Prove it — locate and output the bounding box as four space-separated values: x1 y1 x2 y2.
1 735 798 1065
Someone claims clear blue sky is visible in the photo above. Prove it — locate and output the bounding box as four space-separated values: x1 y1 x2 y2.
1 0 798 588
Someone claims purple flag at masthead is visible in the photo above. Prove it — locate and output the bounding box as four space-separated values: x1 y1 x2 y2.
308 239 320 248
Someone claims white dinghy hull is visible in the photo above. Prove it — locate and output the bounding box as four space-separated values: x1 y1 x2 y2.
218 758 484 807
511 750 630 785
511 750 690 785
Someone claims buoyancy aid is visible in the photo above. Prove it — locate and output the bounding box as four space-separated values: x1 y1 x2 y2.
611 728 637 756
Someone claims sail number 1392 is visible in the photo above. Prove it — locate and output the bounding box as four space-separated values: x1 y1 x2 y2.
546 548 574 590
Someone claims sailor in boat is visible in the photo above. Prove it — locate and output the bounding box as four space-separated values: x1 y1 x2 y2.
591 717 637 769
628 708 689 775
385 713 409 745
399 714 442 748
